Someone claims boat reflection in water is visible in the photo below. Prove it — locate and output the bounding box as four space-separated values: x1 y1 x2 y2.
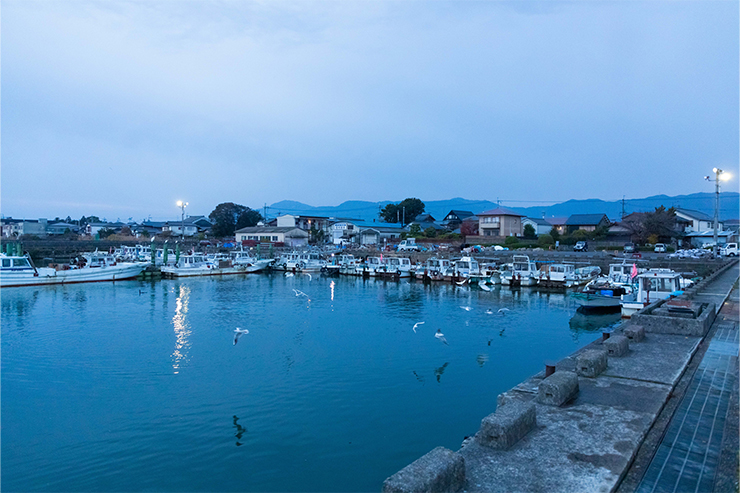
568 310 622 340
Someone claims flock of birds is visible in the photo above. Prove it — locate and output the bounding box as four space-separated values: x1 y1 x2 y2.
232 276 513 348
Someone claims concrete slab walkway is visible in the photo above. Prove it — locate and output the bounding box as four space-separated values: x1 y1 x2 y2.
632 288 739 493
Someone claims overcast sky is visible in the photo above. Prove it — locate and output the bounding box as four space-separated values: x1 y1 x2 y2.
2 0 738 221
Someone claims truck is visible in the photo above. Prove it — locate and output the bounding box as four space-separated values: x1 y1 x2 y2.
720 243 738 257
397 238 421 252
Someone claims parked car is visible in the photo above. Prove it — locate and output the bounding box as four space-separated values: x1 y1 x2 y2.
720 243 738 257
573 241 588 252
624 243 636 253
654 243 667 253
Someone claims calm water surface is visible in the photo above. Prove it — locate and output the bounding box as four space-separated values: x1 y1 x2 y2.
2 274 619 492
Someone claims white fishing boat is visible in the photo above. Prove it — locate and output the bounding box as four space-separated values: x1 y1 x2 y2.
285 252 325 272
443 256 481 281
539 264 599 288
383 257 413 279
357 256 385 277
1 252 147 288
620 269 684 318
501 255 539 287
415 257 451 281
229 249 274 273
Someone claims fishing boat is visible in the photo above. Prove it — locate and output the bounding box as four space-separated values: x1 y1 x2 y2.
383 257 413 279
573 278 632 313
539 264 600 288
443 256 481 282
414 257 451 281
357 256 385 277
501 255 539 287
620 269 684 318
1 252 148 287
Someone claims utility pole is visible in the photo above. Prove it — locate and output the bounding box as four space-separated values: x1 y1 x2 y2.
621 196 626 220
402 206 406 227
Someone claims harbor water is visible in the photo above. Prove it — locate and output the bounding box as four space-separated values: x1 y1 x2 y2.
2 274 620 492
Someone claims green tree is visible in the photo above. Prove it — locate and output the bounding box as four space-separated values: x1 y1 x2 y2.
549 227 560 241
423 227 437 238
209 202 263 237
537 234 554 247
504 235 519 246
379 198 425 224
523 224 536 239
97 228 116 239
408 224 422 236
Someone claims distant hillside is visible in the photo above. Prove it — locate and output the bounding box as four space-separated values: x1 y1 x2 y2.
267 192 739 223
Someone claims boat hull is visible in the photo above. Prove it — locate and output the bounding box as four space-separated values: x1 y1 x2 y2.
1 263 148 288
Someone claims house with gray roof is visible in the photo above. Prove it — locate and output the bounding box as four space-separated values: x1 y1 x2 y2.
565 214 610 234
522 217 552 236
477 207 524 237
675 208 722 233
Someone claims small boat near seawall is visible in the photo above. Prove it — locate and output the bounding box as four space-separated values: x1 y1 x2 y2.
1 252 147 288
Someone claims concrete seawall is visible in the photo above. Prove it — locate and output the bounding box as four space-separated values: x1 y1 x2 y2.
382 260 739 493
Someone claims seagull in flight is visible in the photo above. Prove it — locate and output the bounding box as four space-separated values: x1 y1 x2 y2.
293 289 309 297
412 322 425 333
306 273 312 281
498 308 510 315
456 280 468 286
460 306 472 311
233 328 249 345
478 281 491 292
435 329 449 345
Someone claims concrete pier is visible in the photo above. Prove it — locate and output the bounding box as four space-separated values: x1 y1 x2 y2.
382 260 739 493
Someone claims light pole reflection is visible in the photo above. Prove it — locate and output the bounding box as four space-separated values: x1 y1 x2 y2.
171 285 192 374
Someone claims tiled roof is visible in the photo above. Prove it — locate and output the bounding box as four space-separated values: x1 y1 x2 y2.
478 207 523 217
565 214 609 226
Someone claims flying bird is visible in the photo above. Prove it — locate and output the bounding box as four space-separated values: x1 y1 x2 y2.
412 322 425 333
498 308 510 315
435 329 449 345
233 328 249 345
293 289 309 297
306 273 312 281
460 306 472 311
456 280 468 286
478 281 491 291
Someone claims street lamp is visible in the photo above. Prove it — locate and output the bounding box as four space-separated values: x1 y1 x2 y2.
704 168 731 256
176 200 188 240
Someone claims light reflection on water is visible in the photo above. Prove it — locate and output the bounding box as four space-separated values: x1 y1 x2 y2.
171 285 192 374
2 274 620 492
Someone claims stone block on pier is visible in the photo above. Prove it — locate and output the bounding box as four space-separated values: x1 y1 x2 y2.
576 349 608 378
477 400 536 450
382 447 465 493
537 371 579 406
623 325 645 343
604 335 630 357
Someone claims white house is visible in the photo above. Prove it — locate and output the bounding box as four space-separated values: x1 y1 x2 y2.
675 208 722 233
235 226 309 248
330 220 405 246
522 217 552 236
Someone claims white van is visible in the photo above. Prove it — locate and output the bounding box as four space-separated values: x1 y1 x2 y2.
720 243 738 257
397 238 420 252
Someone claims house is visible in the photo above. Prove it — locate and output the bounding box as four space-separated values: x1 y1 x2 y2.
330 220 405 246
522 217 552 236
477 207 524 237
46 222 81 235
85 222 126 237
442 210 474 229
564 214 610 234
413 213 436 223
277 214 332 234
675 208 722 233
545 217 568 236
136 221 168 237
1 218 49 237
684 230 734 248
235 226 309 248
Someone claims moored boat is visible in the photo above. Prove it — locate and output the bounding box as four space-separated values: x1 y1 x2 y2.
620 269 683 318
1 252 148 287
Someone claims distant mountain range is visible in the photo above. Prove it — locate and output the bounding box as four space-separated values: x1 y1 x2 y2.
268 192 739 223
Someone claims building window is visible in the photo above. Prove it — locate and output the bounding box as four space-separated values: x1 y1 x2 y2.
272 236 278 241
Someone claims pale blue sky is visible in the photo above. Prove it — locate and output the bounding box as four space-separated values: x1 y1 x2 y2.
2 0 738 221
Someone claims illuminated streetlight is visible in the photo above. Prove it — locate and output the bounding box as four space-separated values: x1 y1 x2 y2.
704 168 729 256
176 201 188 240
